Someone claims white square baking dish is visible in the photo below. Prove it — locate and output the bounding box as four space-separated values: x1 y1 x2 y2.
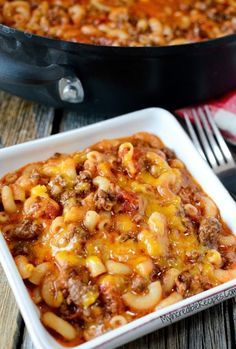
0 107 236 349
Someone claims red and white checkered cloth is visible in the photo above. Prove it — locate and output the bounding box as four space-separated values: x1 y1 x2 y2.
176 90 236 145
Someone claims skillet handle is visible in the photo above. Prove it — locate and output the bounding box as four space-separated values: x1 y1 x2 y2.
0 50 84 103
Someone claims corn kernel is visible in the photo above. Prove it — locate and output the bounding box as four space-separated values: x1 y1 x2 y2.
31 185 48 198
82 290 99 307
86 256 106 277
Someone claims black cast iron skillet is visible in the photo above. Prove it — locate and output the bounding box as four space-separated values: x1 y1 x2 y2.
0 23 236 115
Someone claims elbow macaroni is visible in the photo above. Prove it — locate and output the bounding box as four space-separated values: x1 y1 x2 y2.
119 142 137 177
1 185 17 213
122 281 162 310
84 210 100 232
42 312 77 340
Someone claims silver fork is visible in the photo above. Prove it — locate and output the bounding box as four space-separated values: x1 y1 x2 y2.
184 106 236 198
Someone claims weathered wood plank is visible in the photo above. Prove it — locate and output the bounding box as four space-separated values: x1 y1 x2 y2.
230 297 236 344
60 110 112 131
0 92 54 146
0 91 54 349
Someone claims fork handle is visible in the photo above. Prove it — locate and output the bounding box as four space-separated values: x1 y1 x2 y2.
218 168 236 197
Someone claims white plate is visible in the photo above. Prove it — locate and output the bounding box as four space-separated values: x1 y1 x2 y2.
0 107 236 349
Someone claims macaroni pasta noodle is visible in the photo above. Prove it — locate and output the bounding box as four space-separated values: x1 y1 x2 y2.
0 132 235 346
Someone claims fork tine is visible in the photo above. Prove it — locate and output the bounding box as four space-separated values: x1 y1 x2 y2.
204 106 235 165
198 107 225 165
183 112 206 160
192 109 218 168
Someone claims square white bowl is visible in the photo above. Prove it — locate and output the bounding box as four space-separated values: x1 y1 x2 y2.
0 107 236 349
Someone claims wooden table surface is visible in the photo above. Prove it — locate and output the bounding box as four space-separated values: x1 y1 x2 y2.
0 91 235 349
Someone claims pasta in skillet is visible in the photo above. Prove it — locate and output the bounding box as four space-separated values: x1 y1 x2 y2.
0 132 235 346
0 0 236 46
